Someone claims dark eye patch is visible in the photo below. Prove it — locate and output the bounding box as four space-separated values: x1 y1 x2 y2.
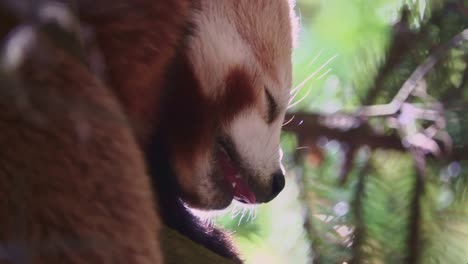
265 87 278 124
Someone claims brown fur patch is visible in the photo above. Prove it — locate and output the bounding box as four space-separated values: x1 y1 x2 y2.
0 28 162 263
162 53 216 205
162 60 259 206
78 0 192 143
220 67 258 125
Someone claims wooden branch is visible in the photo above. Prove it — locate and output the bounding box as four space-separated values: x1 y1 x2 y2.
284 111 468 161
406 149 426 264
161 227 235 264
285 26 468 163
349 160 371 264
283 112 404 151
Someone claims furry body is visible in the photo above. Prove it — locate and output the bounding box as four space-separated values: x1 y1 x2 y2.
0 0 189 262
0 0 296 262
0 23 162 263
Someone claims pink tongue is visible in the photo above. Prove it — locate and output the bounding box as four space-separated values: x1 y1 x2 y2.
218 151 256 204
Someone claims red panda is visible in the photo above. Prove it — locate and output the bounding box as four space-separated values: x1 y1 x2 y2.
144 0 298 261
0 0 297 262
162 0 297 209
78 0 297 261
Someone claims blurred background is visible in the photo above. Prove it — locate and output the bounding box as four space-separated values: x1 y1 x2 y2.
216 0 468 263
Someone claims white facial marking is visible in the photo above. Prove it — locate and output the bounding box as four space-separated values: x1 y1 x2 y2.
229 109 284 181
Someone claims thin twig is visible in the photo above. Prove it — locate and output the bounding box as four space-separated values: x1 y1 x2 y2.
293 165 322 264
406 148 426 264
349 158 372 264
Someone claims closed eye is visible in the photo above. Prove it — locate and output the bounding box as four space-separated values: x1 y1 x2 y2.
265 87 278 124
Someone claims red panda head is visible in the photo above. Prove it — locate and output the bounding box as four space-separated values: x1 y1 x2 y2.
166 0 298 209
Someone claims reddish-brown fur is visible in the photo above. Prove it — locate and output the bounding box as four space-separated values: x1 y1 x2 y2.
0 32 162 263
233 1 295 83
0 0 193 262
78 0 192 143
163 61 259 205
222 68 259 125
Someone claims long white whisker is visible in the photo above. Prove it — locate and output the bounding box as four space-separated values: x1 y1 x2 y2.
290 50 324 95
317 68 332 80
247 207 253 223
296 146 310 150
251 206 258 223
288 55 337 109
290 54 338 98
306 49 324 68
282 115 295 126
288 54 323 103
238 207 248 226
232 205 242 219
288 83 313 109
252 206 258 222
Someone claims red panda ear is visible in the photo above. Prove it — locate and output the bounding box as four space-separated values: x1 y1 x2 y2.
287 0 300 48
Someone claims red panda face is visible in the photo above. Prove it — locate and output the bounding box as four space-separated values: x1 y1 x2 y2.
169 0 297 209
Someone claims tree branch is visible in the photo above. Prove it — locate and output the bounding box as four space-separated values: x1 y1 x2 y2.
349 159 371 264
283 112 404 151
406 148 426 264
363 8 413 105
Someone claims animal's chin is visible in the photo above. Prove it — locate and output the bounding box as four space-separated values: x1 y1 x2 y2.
216 140 257 204
177 139 258 209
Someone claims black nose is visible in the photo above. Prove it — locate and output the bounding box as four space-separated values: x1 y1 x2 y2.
266 171 285 202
